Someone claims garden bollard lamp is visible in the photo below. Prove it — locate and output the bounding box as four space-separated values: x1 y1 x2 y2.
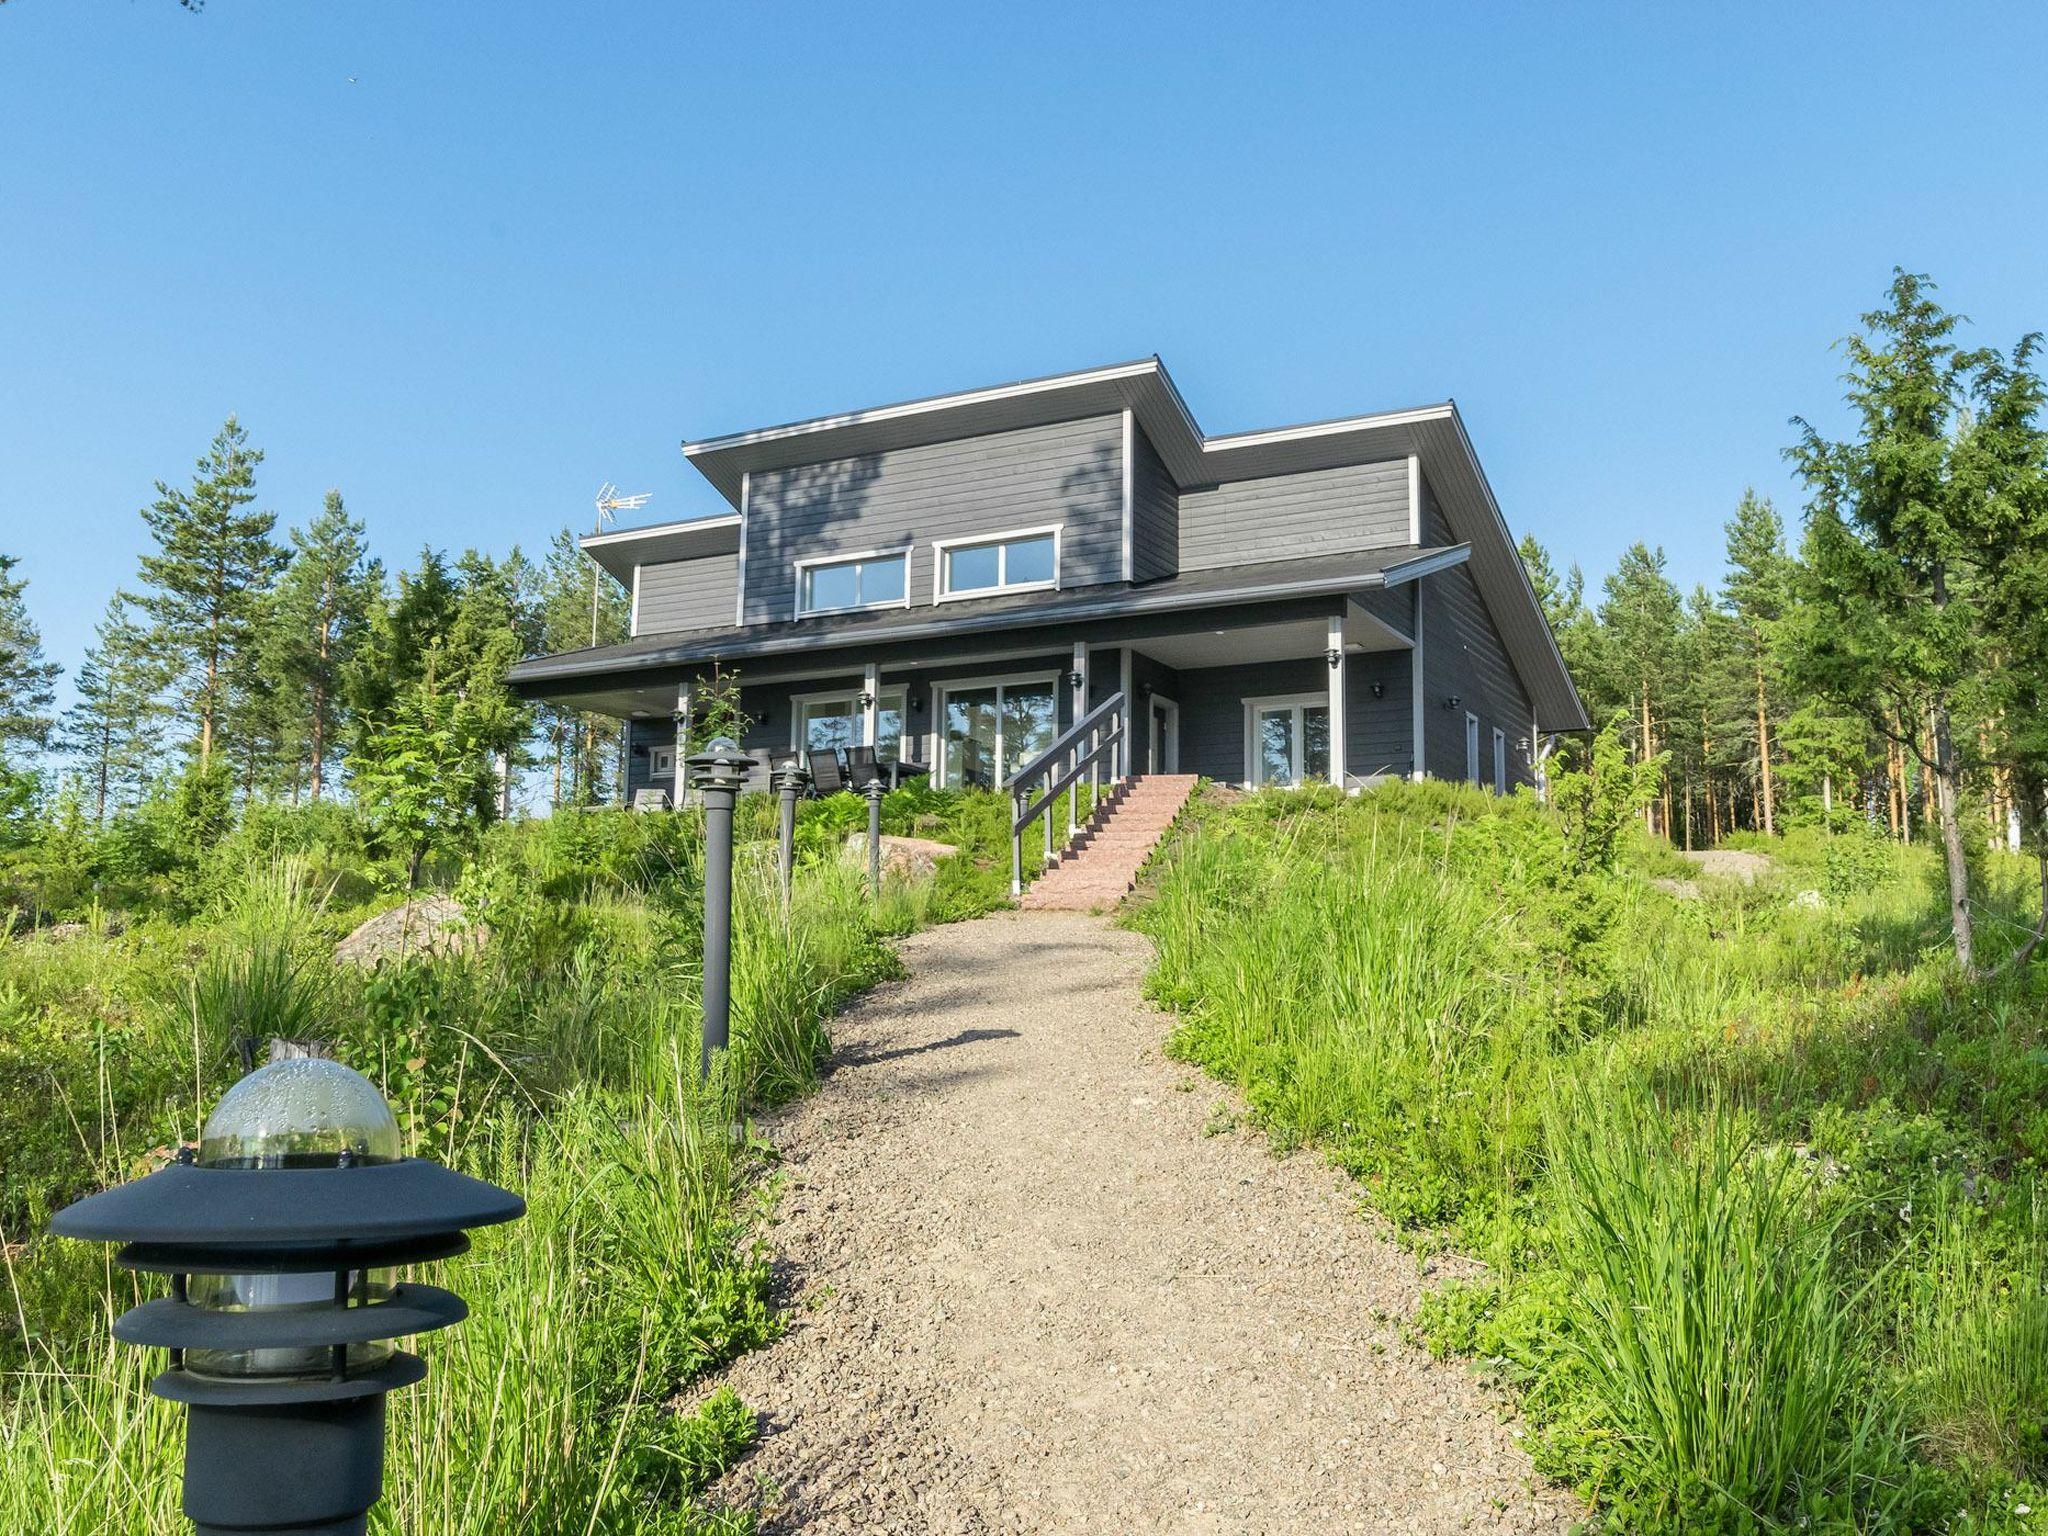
771 754 810 906
687 734 752 1078
862 776 887 895
49 1057 524 1536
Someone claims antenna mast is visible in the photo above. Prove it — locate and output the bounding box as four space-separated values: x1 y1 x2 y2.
589 482 652 646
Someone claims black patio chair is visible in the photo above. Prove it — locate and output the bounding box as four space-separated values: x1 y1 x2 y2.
806 748 849 795
845 744 884 792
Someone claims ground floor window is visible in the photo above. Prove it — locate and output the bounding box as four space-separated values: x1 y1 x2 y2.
792 688 907 761
936 675 1059 787
649 745 676 778
1244 693 1330 788
1465 712 1481 785
1493 727 1507 794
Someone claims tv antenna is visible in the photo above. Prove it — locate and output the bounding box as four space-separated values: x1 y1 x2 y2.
590 483 652 644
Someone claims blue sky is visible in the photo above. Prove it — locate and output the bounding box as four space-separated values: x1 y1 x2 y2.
5 2 2046 701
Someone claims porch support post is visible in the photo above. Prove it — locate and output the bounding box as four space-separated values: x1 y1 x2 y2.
1327 613 1348 791
1071 641 1088 721
862 661 881 753
673 684 692 809
1119 648 1134 781
1410 584 1426 782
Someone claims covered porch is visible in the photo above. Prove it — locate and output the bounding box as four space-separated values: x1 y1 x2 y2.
569 590 1422 804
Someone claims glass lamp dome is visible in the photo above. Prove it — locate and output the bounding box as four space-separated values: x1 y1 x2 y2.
199 1058 401 1170
188 1059 402 1380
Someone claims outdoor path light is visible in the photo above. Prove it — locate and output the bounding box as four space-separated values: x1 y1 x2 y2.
771 753 810 906
688 734 752 1078
49 1056 524 1536
863 775 887 894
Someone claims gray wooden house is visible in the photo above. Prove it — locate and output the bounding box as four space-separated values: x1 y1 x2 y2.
508 358 1585 809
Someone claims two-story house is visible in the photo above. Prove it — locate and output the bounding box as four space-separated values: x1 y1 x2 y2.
508 357 1585 808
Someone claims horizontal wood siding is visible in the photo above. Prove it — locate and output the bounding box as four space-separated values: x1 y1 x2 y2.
1346 650 1413 780
1176 459 1411 573
1418 475 1533 786
743 415 1125 623
636 552 738 635
1130 425 1179 582
1176 658 1324 782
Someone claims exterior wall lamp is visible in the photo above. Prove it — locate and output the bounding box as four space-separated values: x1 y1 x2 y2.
1444 695 1463 710
856 690 876 710
1371 681 1385 699
50 1057 524 1536
1325 647 1343 669
1065 669 1085 690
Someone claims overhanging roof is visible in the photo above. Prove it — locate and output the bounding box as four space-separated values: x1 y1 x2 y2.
580 514 740 585
509 545 1465 694
675 357 1585 731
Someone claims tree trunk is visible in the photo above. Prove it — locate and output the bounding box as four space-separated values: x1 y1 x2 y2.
1640 683 1656 834
1754 661 1776 835
1930 701 1976 973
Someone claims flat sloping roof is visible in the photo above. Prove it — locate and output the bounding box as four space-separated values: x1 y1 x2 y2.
509 546 1466 692
669 357 1585 730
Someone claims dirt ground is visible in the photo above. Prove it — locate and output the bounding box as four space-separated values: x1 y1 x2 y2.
705 911 1576 1534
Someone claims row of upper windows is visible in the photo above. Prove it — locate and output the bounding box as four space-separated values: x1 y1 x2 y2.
791 525 1060 619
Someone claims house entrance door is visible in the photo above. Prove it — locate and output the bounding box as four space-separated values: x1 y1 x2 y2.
1147 696 1179 774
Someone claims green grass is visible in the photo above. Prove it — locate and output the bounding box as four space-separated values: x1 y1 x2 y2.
0 791 1009 1532
1134 780 2048 1532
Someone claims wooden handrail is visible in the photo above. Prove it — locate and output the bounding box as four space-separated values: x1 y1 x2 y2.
1009 691 1128 897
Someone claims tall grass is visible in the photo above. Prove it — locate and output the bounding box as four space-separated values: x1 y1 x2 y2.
1546 1087 1909 1529
1137 781 2048 1531
0 800 974 1533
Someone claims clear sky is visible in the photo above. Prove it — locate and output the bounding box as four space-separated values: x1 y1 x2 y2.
5 2 2046 702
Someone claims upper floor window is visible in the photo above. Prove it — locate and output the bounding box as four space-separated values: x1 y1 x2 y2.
934 526 1060 602
795 548 910 618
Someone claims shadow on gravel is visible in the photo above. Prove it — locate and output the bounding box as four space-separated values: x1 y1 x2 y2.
836 1027 1022 1068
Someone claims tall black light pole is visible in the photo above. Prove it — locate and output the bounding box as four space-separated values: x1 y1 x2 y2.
771 754 809 907
863 776 887 895
687 736 751 1078
49 1057 523 1536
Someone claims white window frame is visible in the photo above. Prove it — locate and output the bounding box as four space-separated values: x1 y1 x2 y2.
649 745 676 779
930 669 1062 787
788 686 909 754
791 545 914 620
1493 727 1507 795
1242 691 1333 789
1466 711 1481 785
931 524 1063 604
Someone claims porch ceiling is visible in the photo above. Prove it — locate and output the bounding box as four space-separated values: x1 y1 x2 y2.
1136 608 1408 671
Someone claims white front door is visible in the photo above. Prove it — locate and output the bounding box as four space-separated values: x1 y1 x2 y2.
1245 694 1331 787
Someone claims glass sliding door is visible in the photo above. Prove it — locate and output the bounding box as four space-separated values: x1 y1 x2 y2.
939 676 1059 787
794 689 906 761
1246 694 1331 787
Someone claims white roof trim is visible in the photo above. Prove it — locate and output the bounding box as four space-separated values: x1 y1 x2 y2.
1200 402 1456 453
581 514 741 550
682 359 1171 458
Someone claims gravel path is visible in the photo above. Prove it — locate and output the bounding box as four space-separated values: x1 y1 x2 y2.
708 911 1576 1534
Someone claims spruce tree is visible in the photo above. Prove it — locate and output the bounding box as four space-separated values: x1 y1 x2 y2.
1721 491 1796 834
0 553 60 765
1788 271 1991 971
132 417 288 770
54 597 166 821
263 491 376 800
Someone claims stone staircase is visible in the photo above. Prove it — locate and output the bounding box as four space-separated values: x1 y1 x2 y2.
1016 774 1200 912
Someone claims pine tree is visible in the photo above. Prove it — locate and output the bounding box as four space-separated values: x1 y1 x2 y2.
1721 491 1795 834
0 553 60 766
1597 543 1684 834
263 491 376 800
132 417 288 770
53 597 166 821
531 528 627 805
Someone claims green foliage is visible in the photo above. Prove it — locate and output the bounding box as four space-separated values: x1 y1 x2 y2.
0 795 979 1531
1139 781 2048 1531
1551 720 1662 876
0 553 59 762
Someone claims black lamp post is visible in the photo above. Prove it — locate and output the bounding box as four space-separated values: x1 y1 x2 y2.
770 752 810 906
49 1057 524 1536
862 775 887 894
687 735 752 1078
